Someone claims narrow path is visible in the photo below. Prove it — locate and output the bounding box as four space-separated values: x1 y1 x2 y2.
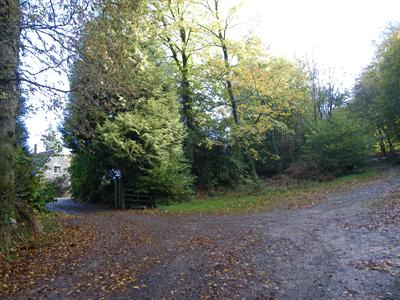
3 169 400 299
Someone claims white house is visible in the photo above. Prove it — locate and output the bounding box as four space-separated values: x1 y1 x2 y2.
32 144 71 181
42 153 71 181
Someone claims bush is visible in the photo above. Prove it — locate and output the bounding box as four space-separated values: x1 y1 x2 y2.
30 181 58 210
69 151 105 202
284 160 315 180
50 174 70 196
192 144 246 192
97 98 193 200
304 111 372 175
30 176 69 211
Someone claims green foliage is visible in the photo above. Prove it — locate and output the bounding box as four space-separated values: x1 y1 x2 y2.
14 148 40 203
69 151 105 202
139 157 193 200
41 126 62 153
352 25 400 153
30 180 60 211
63 0 381 203
15 148 68 211
378 26 400 137
64 2 192 202
97 97 193 199
63 0 163 152
192 144 246 191
304 111 372 175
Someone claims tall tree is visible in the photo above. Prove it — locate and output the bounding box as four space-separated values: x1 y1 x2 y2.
153 0 199 131
233 49 311 174
198 0 259 180
197 0 312 179
0 0 93 251
306 58 320 123
352 25 400 153
64 0 192 201
41 126 63 153
316 82 348 120
352 65 389 153
199 0 240 125
377 25 400 145
0 0 21 249
152 0 211 183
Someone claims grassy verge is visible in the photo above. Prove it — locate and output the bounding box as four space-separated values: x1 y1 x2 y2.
158 169 381 214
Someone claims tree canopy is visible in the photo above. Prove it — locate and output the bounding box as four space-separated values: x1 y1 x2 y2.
352 24 400 153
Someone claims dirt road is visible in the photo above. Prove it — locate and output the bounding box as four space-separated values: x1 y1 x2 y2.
3 169 400 299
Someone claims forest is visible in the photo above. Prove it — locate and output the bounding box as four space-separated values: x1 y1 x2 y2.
0 0 400 287
62 1 369 201
61 0 399 203
1 0 400 298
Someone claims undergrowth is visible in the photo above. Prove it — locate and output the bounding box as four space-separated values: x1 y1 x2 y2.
159 169 380 214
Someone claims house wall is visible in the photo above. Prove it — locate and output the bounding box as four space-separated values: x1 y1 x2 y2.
43 155 71 181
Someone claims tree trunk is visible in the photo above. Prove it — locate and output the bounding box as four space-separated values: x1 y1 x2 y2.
218 34 257 181
180 59 194 130
163 24 196 161
312 91 318 123
0 0 21 250
220 41 240 125
270 131 282 174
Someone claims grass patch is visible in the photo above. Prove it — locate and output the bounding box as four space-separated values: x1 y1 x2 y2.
159 168 380 214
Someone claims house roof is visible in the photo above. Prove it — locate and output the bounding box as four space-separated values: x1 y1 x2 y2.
32 150 71 173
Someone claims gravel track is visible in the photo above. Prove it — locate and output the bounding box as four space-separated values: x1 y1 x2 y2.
8 168 400 299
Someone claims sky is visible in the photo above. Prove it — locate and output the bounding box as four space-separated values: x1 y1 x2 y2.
25 0 400 152
240 0 400 87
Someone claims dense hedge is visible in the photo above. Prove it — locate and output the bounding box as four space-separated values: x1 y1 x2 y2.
304 111 372 175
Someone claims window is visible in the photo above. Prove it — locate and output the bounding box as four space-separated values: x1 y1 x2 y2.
54 166 61 174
